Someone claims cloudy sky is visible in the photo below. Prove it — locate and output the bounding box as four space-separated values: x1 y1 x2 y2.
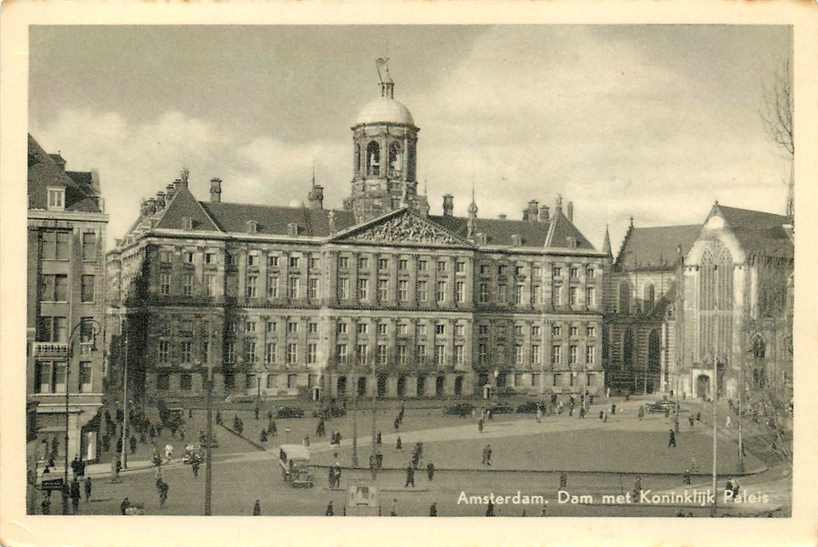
30 25 791 250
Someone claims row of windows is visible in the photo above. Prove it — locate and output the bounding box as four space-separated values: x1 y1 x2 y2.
36 316 95 343
476 344 595 366
158 339 319 366
156 372 301 391
33 360 93 394
160 250 319 270
40 230 98 262
39 274 96 303
478 284 596 306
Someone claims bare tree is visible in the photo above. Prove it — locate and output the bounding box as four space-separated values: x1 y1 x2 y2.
760 59 794 158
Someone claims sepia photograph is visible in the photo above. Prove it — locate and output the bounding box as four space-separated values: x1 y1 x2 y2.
19 23 797 520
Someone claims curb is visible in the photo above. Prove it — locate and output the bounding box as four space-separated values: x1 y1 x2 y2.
219 423 272 452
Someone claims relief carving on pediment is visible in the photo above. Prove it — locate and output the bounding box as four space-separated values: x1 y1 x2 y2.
350 214 459 245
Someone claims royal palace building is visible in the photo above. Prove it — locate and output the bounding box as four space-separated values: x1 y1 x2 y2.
106 65 610 404
27 134 108 463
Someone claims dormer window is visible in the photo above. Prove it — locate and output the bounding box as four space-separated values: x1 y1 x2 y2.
47 187 65 211
247 220 258 234
181 216 193 231
287 223 299 237
511 234 522 247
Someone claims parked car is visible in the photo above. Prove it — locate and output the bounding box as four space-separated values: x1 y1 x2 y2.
445 403 475 417
314 405 346 418
277 406 305 419
488 402 514 415
646 400 678 414
516 401 543 414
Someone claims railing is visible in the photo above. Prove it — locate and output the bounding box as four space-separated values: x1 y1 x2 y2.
32 342 68 356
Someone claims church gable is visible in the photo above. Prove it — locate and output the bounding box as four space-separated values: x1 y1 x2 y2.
331 208 473 248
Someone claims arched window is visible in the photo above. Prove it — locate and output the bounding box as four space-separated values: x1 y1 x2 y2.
643 283 655 313
618 281 631 315
407 141 416 180
622 328 634 370
388 142 401 177
647 329 661 372
354 143 361 175
366 141 380 176
752 335 766 359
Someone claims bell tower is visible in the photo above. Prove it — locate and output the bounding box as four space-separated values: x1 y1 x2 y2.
344 58 420 224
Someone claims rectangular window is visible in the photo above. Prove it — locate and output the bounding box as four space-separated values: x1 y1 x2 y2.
266 374 274 389
181 341 192 363
417 323 427 337
455 281 465 303
552 325 561 337
377 344 387 365
569 345 578 364
498 284 507 303
289 256 300 269
378 258 389 271
358 257 368 270
455 261 465 273
308 322 319 335
533 266 542 279
35 361 51 393
585 345 595 365
336 344 348 364
226 254 237 267
224 373 235 390
160 273 171 296
338 256 349 269
553 267 562 278
435 323 445 336
435 281 446 303
180 374 192 391
570 267 579 279
338 278 349 300
479 344 488 364
587 326 596 337
586 287 596 307
225 342 235 363
498 265 507 276
532 326 541 337
357 344 368 365
551 345 561 365
532 345 541 365
398 345 407 365
41 231 55 259
515 345 524 365
54 275 68 301
246 275 258 298
418 259 427 272
570 326 578 337
268 276 279 298
269 255 279 267
377 322 387 335
286 343 298 365
399 258 408 271
159 250 172 263
357 322 368 335
287 321 298 335
78 361 92 393
183 251 194 264
416 345 426 362
157 373 169 391
497 324 506 338
55 232 70 260
398 280 408 302
455 344 464 364
553 285 562 306
586 266 596 279
496 344 505 363
398 323 408 336
309 256 320 269
479 264 489 275
159 341 170 362
515 266 524 277
377 279 388 301
203 340 210 362
455 323 465 337
307 343 317 365
417 281 428 302
205 274 217 297
245 341 256 363
479 283 489 303
205 253 214 265
48 188 65 209
357 279 368 300
434 345 445 366
337 321 348 335
514 285 523 305
437 261 446 272
514 324 523 337
288 277 299 299
183 273 193 297
287 374 297 390
265 342 277 364
267 320 277 334
308 278 319 299
81 232 96 261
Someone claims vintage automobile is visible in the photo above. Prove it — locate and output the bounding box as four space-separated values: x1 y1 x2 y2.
444 402 475 417
516 400 545 414
488 402 515 415
183 443 203 464
645 400 686 414
277 406 305 419
278 444 314 488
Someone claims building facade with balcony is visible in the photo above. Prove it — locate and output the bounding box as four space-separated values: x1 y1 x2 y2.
27 134 108 463
105 65 609 404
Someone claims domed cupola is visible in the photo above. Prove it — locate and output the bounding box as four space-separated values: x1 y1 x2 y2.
345 58 420 224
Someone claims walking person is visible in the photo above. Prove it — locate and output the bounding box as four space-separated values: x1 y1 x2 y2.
429 502 438 516
485 444 493 466
478 418 484 433
192 457 200 478
70 477 81 514
325 500 334 516
668 428 677 448
390 498 398 516
426 462 435 481
157 479 169 508
486 499 495 516
253 499 261 515
396 436 402 450
84 476 92 502
405 463 415 488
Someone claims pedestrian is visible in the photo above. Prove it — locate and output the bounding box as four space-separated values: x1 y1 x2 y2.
164 443 174 461
394 417 400 430
84 476 92 502
334 461 342 487
158 479 169 508
696 411 701 422
216 411 222 426
253 499 261 515
255 406 260 420
579 406 586 419
481 444 488 465
115 458 122 479
668 428 677 448
41 492 52 515
396 436 402 450
328 466 336 489
130 435 137 454
260 429 268 443
486 500 495 516
688 416 695 427
304 435 310 447
325 500 334 516
390 498 398 516
70 477 81 514
725 415 732 429
559 472 568 490
316 419 325 437
189 407 193 419
430 502 438 516
599 410 604 421
683 468 691 485
335 431 343 445
638 406 645 421
732 479 740 499
606 387 611 399
536 407 542 423
192 458 200 478
603 411 608 423
485 444 493 466
376 431 382 445
119 497 130 515
71 455 81 478
478 418 484 433
405 463 415 488
426 462 435 481
611 403 617 415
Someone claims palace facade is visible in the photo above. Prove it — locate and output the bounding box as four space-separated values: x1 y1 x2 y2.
106 66 610 404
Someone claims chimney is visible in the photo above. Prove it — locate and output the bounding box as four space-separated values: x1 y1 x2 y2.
307 185 324 209
140 198 149 217
555 194 563 215
155 191 166 210
49 153 66 171
442 194 454 216
527 200 539 223
498 213 507 220
328 210 337 234
166 183 176 201
567 201 574 222
522 208 529 221
145 197 157 216
538 205 550 223
210 178 222 203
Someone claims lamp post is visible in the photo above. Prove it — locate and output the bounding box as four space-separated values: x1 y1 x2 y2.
352 382 359 468
204 324 214 516
63 317 101 514
370 352 377 480
120 320 129 470
710 303 720 517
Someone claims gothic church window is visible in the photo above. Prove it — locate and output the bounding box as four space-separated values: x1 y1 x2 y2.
643 283 655 313
618 281 631 315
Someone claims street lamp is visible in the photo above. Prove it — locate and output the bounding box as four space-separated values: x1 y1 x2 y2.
63 317 101 514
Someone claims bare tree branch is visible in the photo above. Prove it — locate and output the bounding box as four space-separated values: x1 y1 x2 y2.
760 59 794 158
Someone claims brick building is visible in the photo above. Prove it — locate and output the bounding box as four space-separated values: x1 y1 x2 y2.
27 134 108 463
106 64 609 405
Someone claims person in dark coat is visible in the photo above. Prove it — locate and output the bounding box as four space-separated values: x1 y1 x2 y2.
253 499 261 515
426 462 435 481
668 429 677 448
260 429 268 443
486 500 495 516
119 497 130 515
84 476 92 502
70 477 81 514
429 502 438 516
192 458 200 478
116 437 124 454
376 431 382 445
254 406 260 420
405 463 415 488
130 435 137 454
269 419 277 436
71 456 80 478
325 501 334 516
41 492 52 515
396 436 402 450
